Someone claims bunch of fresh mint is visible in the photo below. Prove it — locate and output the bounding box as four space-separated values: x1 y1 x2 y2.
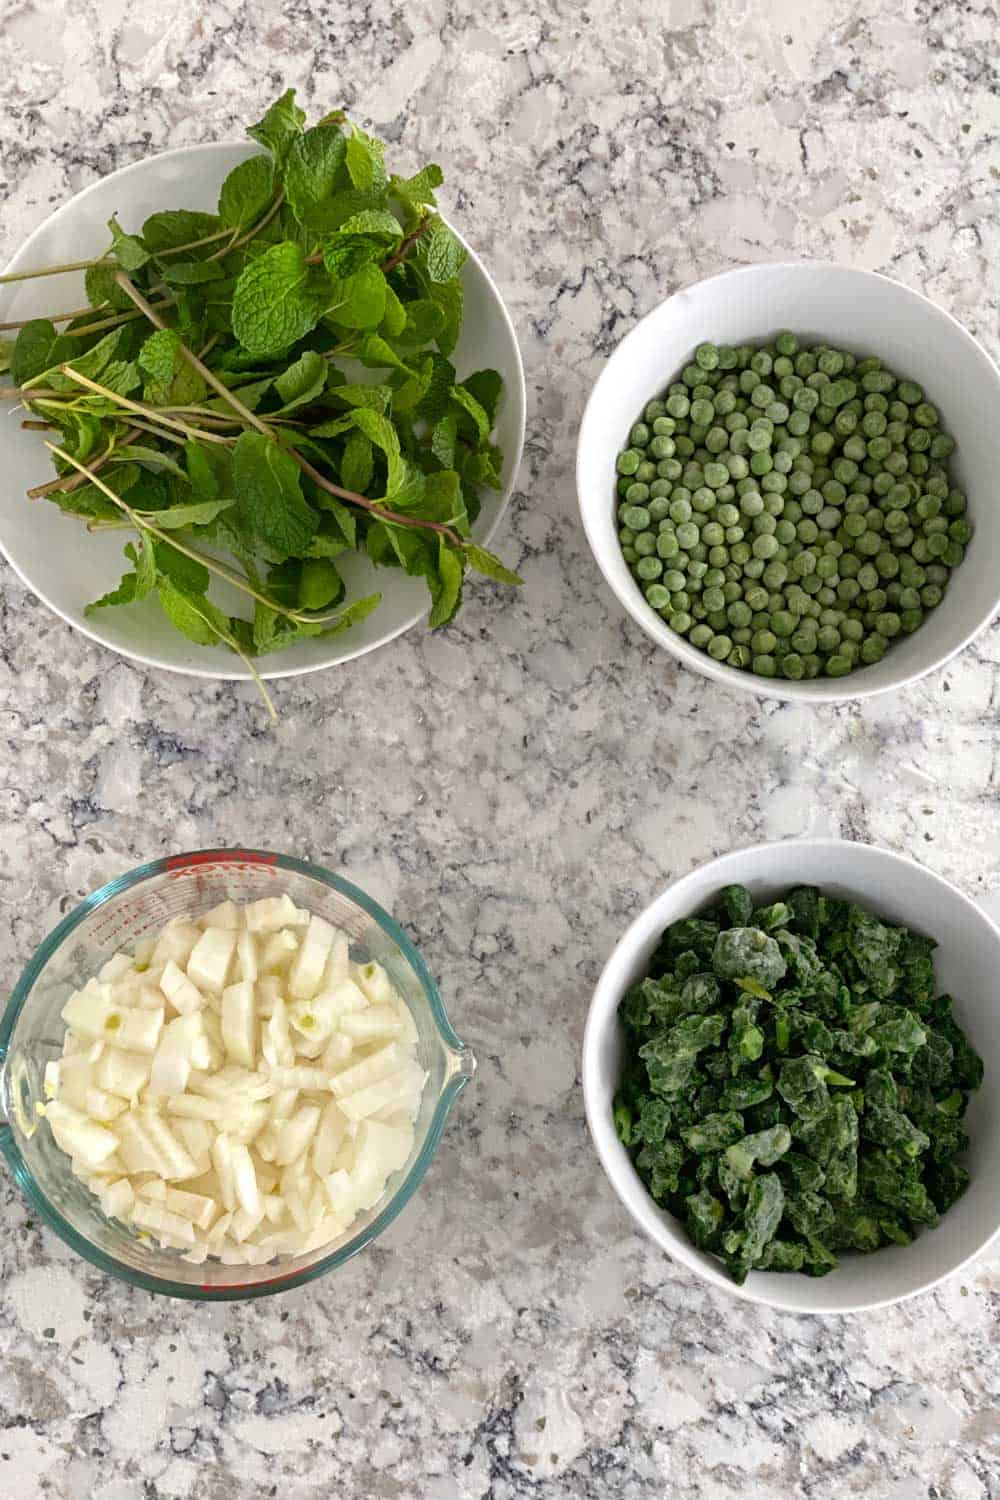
1 90 520 703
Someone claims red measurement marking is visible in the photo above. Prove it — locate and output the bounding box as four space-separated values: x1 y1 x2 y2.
165 851 278 871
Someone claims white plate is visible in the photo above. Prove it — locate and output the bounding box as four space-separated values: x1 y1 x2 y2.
577 262 1000 701
0 143 526 680
583 840 1000 1314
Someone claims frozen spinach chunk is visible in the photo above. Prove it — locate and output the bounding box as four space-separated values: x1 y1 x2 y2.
712 927 788 988
614 881 983 1283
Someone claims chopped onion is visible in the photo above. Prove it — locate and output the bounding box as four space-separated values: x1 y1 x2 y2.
42 895 427 1266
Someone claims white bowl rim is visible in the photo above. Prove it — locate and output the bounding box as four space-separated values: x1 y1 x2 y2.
576 259 1000 704
1 140 527 682
582 836 1000 1314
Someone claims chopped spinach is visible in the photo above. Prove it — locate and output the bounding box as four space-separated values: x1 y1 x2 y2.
615 883 983 1283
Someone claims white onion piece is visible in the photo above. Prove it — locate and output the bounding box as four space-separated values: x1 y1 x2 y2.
288 914 336 1000
153 919 201 969
43 899 427 1267
245 894 308 933
160 960 205 1016
221 980 257 1067
187 928 237 995
260 929 300 972
199 900 242 931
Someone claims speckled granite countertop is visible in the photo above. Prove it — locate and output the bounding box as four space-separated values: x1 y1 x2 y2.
2 1 1000 1496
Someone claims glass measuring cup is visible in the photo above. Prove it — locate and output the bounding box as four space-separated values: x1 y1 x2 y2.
0 849 474 1299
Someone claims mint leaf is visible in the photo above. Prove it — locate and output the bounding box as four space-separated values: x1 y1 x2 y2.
425 220 466 283
160 260 225 286
462 442 504 491
158 578 230 647
298 557 343 610
400 299 446 344
204 375 273 413
108 445 189 480
451 383 490 440
85 540 156 614
100 359 142 398
247 89 306 166
338 209 401 239
415 356 458 422
108 215 150 272
429 278 463 355
218 154 274 228
12 319 73 385
327 383 392 412
431 414 458 468
184 441 232 502
154 540 209 594
390 164 443 210
462 369 503 427
357 334 409 371
273 349 327 412
381 284 407 337
345 128 386 193
232 431 318 557
144 499 234 529
304 527 350 559
138 328 205 406
349 408 404 498
465 543 523 586
284 125 348 223
252 592 381 655
138 328 182 385
324 593 381 635
323 235 385 279
184 441 237 509
142 209 221 254
341 431 373 492
84 262 134 310
428 538 464 628
330 263 386 329
391 355 434 413
422 469 469 532
231 242 322 356
308 415 357 438
313 494 357 547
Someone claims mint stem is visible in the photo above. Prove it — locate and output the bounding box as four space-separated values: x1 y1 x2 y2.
208 191 286 261
27 427 142 499
291 451 465 547
381 217 432 274
0 256 113 285
0 303 96 331
113 272 271 436
65 301 175 339
58 365 233 445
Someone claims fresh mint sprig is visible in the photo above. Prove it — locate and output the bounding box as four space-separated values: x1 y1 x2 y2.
3 87 521 693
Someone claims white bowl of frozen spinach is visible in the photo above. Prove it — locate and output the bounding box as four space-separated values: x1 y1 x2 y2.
582 839 1000 1313
577 262 1000 700
0 93 525 697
